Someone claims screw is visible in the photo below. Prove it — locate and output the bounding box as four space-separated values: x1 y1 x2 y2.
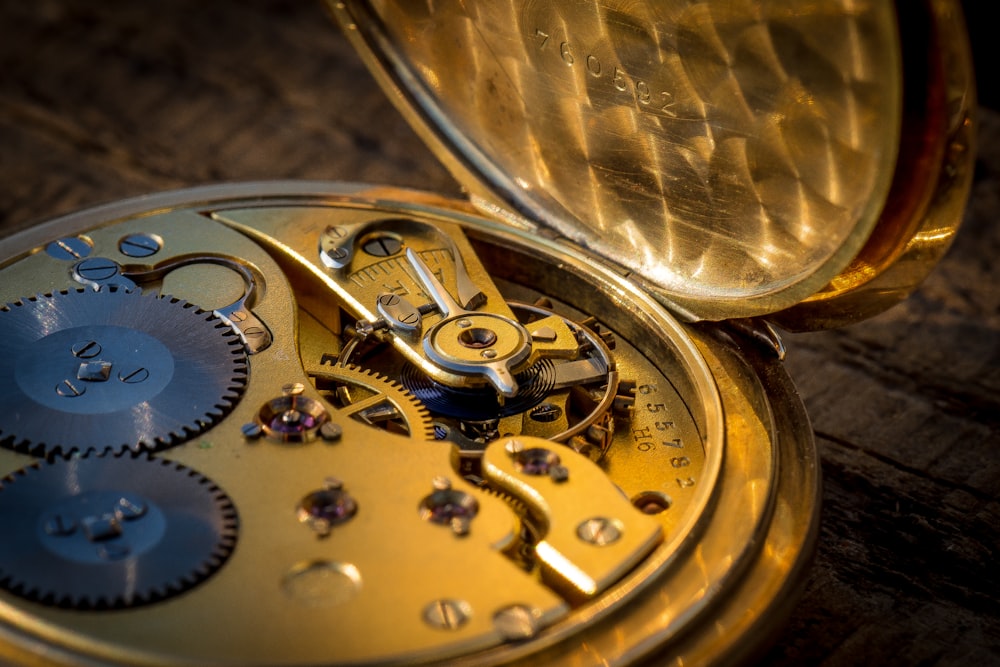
576 517 622 546
457 319 472 328
480 349 497 359
118 367 150 384
241 422 263 439
71 340 102 359
55 380 86 397
493 605 541 640
529 403 562 423
118 233 162 258
243 327 267 342
319 422 343 442
361 235 402 257
45 236 92 261
323 225 348 240
73 257 121 282
321 246 349 264
422 599 472 630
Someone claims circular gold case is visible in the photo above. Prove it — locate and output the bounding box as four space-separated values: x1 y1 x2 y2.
0 1 975 665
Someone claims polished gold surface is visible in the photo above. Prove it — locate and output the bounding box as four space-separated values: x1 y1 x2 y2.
331 0 973 325
773 0 975 329
333 0 906 319
0 183 817 665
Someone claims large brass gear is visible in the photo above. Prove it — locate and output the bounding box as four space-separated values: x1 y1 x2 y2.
308 363 435 441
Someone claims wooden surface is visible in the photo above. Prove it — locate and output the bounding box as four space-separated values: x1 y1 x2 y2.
1 1 997 664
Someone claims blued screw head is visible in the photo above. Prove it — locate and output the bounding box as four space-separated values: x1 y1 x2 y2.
73 257 121 282
45 236 92 261
118 233 162 258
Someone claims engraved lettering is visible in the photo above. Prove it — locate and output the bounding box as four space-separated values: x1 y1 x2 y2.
632 426 653 440
560 41 574 65
659 91 677 116
586 54 602 77
531 27 678 119
633 424 655 452
636 79 651 104
613 67 628 92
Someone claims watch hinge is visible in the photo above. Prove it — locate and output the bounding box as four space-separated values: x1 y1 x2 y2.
719 318 787 361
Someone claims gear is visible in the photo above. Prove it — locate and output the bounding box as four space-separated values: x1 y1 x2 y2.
0 287 248 456
0 450 238 609
309 363 435 440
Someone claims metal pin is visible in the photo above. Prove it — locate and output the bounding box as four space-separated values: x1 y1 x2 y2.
319 422 343 442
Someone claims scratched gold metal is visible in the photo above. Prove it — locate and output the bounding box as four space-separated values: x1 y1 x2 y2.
333 0 973 324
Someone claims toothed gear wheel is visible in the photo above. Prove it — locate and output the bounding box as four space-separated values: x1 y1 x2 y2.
0 287 248 456
0 451 238 609
309 364 435 440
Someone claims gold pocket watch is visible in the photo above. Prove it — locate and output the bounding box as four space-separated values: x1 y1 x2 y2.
0 1 975 665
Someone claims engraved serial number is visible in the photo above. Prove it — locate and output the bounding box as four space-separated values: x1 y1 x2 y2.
534 28 678 118
631 383 697 490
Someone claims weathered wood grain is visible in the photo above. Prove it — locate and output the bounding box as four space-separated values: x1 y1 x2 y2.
1 1 997 664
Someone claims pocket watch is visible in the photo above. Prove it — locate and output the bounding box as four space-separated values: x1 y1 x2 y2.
0 1 975 665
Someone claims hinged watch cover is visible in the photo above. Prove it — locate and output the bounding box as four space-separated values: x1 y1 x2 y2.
328 0 975 327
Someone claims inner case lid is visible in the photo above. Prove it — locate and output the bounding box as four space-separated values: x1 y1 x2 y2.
331 2 923 321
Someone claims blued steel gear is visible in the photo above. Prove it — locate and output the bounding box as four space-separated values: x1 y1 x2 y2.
0 450 238 609
0 287 248 456
309 363 435 440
